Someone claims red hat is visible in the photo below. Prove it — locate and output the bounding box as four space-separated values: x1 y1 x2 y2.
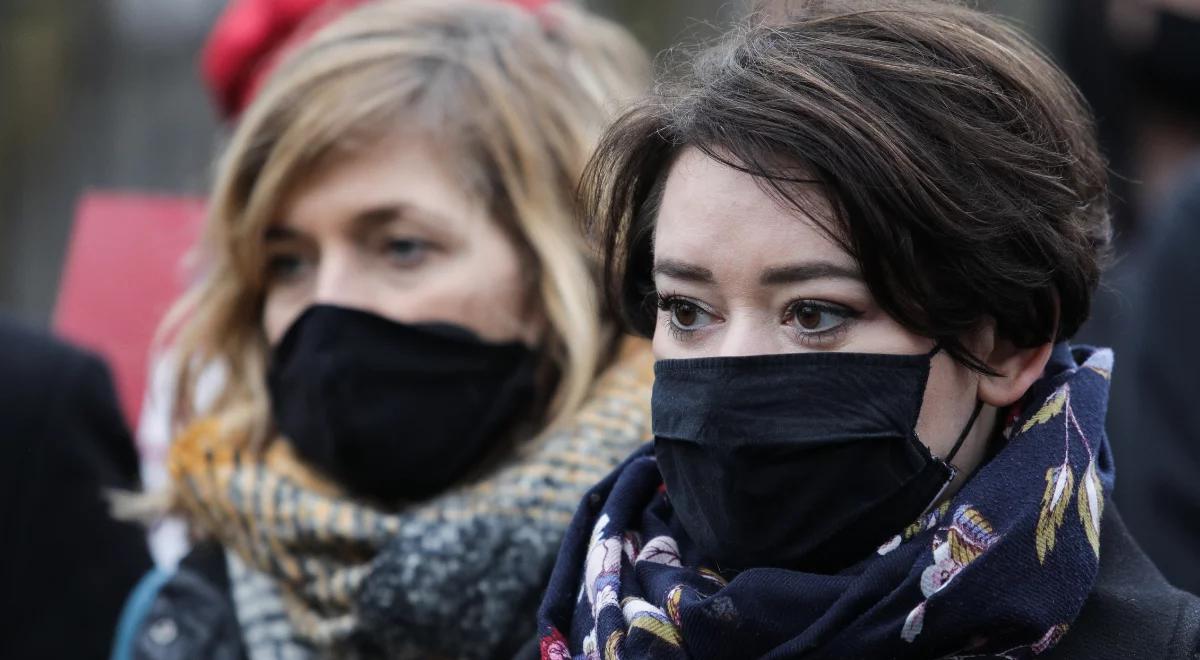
504 0 556 10
201 0 558 121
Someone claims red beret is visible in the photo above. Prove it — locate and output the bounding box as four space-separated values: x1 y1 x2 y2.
201 0 559 120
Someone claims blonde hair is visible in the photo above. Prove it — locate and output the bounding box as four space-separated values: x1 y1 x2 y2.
162 0 649 447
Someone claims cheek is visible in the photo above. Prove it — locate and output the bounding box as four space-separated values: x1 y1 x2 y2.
452 260 532 342
651 322 684 359
384 235 536 345
262 293 300 346
915 354 978 457
843 313 930 355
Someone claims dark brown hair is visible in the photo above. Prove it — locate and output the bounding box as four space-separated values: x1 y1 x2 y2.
587 0 1110 371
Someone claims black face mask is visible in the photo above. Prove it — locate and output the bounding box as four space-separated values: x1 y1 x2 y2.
652 347 982 574
267 305 539 502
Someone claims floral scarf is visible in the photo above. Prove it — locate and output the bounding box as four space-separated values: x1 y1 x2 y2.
537 344 1115 659
170 340 654 659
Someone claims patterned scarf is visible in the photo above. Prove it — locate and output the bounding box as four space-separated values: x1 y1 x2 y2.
170 340 654 659
537 344 1115 659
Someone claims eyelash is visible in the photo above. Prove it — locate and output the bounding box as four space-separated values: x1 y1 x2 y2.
384 238 432 266
782 300 860 347
655 291 710 343
655 292 861 346
265 252 311 285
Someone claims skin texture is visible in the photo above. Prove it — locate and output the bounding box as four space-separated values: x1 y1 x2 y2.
651 148 1052 492
261 132 539 346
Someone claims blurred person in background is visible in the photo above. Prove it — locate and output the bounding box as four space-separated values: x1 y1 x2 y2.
0 316 152 659
111 1 650 658
1111 156 1200 597
1059 0 1200 594
535 1 1200 658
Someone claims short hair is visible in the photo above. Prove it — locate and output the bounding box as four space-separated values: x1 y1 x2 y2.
587 0 1110 372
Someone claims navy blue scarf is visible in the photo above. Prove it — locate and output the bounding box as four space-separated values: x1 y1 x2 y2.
536 345 1114 659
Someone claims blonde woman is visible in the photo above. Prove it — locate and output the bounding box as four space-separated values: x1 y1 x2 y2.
111 1 649 658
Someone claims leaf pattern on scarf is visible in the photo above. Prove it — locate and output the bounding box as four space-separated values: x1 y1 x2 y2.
665 586 684 627
1033 623 1070 654
639 536 682 567
1036 462 1075 564
624 614 681 648
1082 350 1112 380
877 534 903 556
586 533 625 615
540 627 571 660
1021 385 1068 434
623 532 642 563
1077 460 1103 558
900 602 926 643
880 501 951 556
905 505 1001 644
605 629 623 660
697 568 728 588
948 506 999 564
580 515 692 658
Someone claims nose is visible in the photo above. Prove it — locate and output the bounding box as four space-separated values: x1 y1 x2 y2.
714 317 778 358
311 248 376 312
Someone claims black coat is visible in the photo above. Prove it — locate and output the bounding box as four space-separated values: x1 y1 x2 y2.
0 317 153 659
1110 158 1200 597
1045 502 1200 659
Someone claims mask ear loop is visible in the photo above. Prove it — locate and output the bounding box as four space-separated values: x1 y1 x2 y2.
944 399 985 467
918 342 985 515
920 399 985 515
924 341 983 468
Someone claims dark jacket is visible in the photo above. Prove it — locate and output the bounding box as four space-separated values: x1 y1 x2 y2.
1110 158 1200 596
1045 502 1200 659
112 542 245 660
0 317 153 659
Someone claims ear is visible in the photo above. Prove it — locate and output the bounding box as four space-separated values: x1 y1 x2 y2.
975 328 1054 408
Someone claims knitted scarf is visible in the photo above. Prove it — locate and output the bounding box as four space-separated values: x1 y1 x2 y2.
170 340 654 659
537 344 1115 659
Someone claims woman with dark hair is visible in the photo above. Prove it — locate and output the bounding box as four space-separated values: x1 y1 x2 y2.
535 1 1200 657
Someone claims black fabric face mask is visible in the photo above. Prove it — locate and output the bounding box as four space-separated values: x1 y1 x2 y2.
652 347 982 574
267 305 539 502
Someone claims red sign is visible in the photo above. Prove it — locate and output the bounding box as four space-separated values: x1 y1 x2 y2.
54 191 205 427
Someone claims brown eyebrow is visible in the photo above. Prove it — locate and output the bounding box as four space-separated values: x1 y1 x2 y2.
265 203 456 242
354 203 460 236
353 205 403 229
653 259 861 286
264 226 299 241
759 262 862 285
652 259 716 284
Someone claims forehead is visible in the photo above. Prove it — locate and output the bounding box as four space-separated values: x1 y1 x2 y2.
275 131 483 233
652 148 852 272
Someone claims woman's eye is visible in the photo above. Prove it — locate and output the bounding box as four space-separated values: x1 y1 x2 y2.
787 301 854 334
385 239 430 266
656 294 716 338
671 301 704 328
266 254 309 283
